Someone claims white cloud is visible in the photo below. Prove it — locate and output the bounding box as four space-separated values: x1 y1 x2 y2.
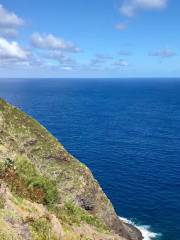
120 0 167 17
0 4 24 37
149 49 176 58
113 60 129 67
31 33 81 53
0 4 24 28
0 37 28 63
115 23 128 31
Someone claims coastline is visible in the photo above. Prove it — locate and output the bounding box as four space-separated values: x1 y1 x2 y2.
120 217 161 240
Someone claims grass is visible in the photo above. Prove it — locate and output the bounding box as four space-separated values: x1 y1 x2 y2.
0 219 21 240
29 218 56 240
0 198 5 209
0 156 59 206
15 155 59 205
50 202 109 233
0 194 5 210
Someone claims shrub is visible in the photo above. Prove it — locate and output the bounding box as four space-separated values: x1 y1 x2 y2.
4 158 14 170
27 176 59 205
0 156 59 206
15 156 59 205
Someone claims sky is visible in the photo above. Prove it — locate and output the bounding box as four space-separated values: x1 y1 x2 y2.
0 0 179 78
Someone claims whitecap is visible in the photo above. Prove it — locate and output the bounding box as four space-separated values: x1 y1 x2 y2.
119 217 161 240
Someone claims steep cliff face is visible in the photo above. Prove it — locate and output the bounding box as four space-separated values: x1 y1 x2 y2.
0 98 142 240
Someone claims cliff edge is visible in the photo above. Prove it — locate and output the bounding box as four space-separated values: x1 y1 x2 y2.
0 98 142 240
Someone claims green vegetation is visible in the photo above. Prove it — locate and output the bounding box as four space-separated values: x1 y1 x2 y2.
0 156 59 206
50 202 109 233
29 218 56 240
0 162 5 177
0 155 108 235
15 156 59 205
0 198 5 209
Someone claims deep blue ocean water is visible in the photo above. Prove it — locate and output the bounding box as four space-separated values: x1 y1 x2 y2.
0 78 180 240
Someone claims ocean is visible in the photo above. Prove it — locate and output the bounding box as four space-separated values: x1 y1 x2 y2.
0 78 180 240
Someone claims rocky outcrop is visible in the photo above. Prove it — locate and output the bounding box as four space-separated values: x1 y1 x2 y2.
0 98 142 240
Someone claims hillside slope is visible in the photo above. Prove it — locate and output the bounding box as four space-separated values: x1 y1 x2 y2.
0 98 142 240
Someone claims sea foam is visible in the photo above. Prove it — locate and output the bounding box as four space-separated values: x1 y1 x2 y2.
119 217 161 240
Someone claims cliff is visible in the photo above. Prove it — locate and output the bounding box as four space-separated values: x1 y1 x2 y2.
0 98 142 240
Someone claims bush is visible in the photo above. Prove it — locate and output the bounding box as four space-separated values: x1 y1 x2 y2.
4 158 14 170
27 176 59 205
0 156 59 206
15 156 59 205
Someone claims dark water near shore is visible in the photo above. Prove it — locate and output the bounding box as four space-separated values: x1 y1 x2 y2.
0 78 180 240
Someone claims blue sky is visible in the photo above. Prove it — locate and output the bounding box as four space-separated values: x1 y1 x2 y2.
0 0 179 78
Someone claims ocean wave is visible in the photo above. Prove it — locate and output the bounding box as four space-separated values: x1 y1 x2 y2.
119 217 161 240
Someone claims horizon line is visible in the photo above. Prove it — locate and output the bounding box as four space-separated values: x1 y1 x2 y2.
0 77 180 80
